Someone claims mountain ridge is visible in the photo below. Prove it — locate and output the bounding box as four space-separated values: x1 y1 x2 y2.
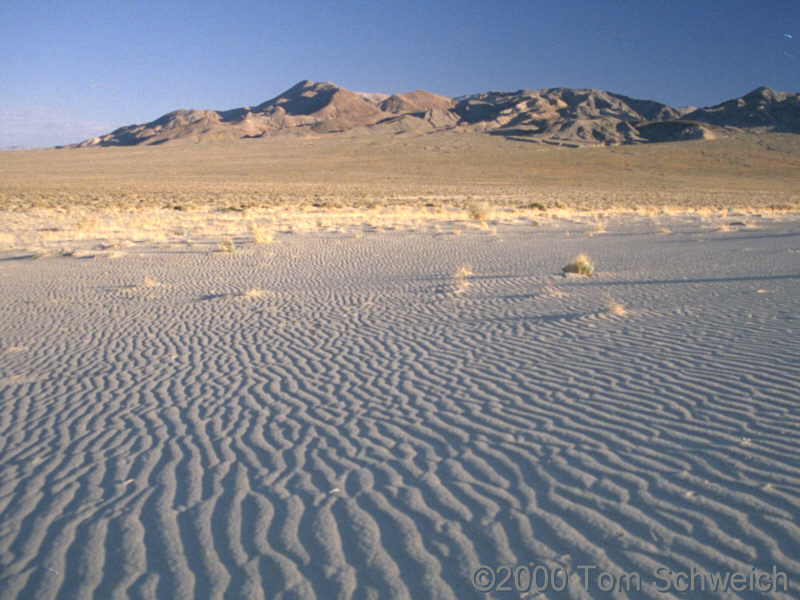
71 81 800 148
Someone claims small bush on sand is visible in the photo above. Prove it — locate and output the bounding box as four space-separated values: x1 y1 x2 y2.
218 238 235 253
454 264 472 294
562 254 594 276
239 288 266 299
465 200 489 221
521 201 547 211
603 295 625 316
251 223 273 244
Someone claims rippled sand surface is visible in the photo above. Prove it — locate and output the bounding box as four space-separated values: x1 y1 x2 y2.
1 219 799 599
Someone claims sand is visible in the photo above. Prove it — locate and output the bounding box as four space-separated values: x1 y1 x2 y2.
1 216 799 599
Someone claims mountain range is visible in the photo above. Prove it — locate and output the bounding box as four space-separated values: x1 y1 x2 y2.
71 80 800 148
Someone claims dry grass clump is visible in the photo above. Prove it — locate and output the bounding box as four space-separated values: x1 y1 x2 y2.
251 222 273 244
455 264 473 278
454 264 473 294
31 248 57 259
74 215 100 232
603 295 626 316
217 238 236 253
142 277 160 287
521 201 547 211
60 248 95 259
562 254 594 276
239 288 266 299
465 200 490 221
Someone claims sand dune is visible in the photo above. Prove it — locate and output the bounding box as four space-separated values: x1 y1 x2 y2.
1 216 799 599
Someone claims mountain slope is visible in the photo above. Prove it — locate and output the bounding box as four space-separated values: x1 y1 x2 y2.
379 90 454 113
72 82 799 148
683 86 800 132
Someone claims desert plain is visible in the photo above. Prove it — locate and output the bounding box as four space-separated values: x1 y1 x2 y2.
1 131 800 599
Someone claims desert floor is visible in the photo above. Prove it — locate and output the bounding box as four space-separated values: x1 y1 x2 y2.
1 213 799 599
2 133 799 212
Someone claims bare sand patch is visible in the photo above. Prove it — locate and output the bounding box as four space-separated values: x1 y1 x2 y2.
1 219 798 599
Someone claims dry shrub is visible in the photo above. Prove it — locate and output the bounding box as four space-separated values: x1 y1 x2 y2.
562 254 594 276
454 264 472 294
218 238 235 253
251 222 273 244
603 295 625 316
239 288 266 299
74 215 100 232
465 200 489 221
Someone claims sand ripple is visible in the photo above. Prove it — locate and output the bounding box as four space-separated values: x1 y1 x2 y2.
1 222 799 599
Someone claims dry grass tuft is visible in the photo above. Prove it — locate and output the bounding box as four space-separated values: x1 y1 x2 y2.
455 264 473 278
251 222 273 244
143 277 160 288
62 249 95 259
218 238 236 253
32 249 57 259
603 295 626 316
74 215 100 232
239 288 266 299
562 254 595 276
454 264 473 294
465 200 490 221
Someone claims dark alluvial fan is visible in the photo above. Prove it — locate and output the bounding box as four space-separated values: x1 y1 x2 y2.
70 80 800 148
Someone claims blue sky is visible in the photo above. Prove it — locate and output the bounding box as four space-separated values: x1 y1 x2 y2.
1 0 798 147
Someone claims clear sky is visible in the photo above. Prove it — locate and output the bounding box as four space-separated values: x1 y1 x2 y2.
1 0 798 148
